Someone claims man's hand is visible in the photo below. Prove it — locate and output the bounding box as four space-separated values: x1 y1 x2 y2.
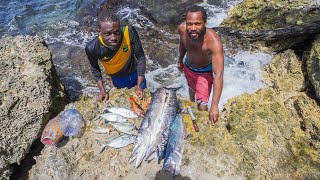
209 105 219 125
135 86 145 100
96 90 108 102
177 62 184 72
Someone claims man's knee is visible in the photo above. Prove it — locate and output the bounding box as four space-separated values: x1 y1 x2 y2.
198 104 208 111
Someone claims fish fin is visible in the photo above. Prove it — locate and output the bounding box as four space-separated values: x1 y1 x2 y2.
129 152 137 164
129 142 140 163
135 149 146 168
145 151 156 162
157 148 166 163
96 140 108 154
104 109 111 114
144 146 156 161
163 164 177 177
164 86 183 91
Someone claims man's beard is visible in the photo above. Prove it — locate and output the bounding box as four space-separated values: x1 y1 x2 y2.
187 28 206 41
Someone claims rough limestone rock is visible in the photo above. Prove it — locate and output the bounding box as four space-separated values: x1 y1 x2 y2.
263 49 306 97
306 35 320 100
221 0 320 30
29 50 320 179
0 36 66 179
220 0 320 52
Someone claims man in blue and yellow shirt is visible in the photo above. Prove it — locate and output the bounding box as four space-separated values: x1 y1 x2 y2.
85 10 147 101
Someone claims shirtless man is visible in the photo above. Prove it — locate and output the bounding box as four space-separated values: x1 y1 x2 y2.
177 5 224 124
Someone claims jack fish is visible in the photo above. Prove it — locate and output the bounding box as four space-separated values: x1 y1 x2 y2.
109 122 137 135
97 135 136 153
104 107 138 119
91 127 112 134
100 113 128 123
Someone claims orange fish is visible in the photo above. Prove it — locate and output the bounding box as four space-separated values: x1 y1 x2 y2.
130 97 144 117
141 97 151 111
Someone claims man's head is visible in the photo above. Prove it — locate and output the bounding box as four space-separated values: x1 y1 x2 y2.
185 5 207 41
98 11 121 49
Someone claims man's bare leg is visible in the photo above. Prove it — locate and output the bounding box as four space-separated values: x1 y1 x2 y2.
189 87 196 102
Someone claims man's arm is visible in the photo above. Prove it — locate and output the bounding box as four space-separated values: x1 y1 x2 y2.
85 45 108 101
177 22 187 71
129 25 146 99
209 31 224 124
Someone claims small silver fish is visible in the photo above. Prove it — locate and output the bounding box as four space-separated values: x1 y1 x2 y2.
105 107 138 119
96 135 136 153
100 113 128 123
109 122 137 135
91 127 112 134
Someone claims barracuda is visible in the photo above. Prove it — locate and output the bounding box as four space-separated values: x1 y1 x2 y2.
129 88 181 168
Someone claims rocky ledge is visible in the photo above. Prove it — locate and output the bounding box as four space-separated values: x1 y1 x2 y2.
28 49 319 179
0 36 66 179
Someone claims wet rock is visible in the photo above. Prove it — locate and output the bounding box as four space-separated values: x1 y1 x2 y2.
220 0 320 52
306 35 320 100
0 36 66 179
217 50 320 178
206 0 223 6
263 49 306 96
138 0 203 24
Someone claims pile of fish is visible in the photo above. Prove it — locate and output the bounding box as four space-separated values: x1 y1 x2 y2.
96 106 141 153
129 88 187 176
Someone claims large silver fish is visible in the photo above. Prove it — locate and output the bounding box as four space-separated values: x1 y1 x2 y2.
129 88 180 167
97 135 136 153
163 112 186 176
144 89 180 161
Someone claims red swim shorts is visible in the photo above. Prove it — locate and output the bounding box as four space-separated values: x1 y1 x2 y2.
183 64 213 105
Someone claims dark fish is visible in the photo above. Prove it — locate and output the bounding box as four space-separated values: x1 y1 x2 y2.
163 112 186 176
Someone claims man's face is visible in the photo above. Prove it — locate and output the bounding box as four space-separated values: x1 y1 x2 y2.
99 21 121 49
186 11 206 41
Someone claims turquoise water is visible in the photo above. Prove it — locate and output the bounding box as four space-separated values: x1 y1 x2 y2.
0 0 77 35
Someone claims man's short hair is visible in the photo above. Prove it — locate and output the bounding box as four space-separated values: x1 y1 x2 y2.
98 9 120 26
186 5 207 22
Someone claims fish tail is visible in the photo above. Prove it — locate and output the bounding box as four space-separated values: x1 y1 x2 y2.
163 164 177 177
129 153 136 164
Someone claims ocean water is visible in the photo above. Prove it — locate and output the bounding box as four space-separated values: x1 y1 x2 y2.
0 0 273 108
